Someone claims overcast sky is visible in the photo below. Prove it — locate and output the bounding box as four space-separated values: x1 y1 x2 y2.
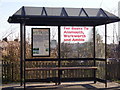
0 0 120 43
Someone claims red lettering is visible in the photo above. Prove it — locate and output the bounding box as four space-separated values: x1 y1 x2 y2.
64 39 71 41
64 31 84 34
72 39 85 41
84 27 89 30
64 35 86 38
72 27 83 30
64 27 70 30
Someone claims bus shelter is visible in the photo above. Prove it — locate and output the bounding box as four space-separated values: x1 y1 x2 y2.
8 6 120 88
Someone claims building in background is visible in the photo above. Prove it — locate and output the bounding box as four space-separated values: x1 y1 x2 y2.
51 40 57 49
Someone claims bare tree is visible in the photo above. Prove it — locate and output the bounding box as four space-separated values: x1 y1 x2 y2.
61 43 72 58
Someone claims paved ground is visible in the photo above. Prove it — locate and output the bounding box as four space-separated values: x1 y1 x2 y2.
1 81 120 90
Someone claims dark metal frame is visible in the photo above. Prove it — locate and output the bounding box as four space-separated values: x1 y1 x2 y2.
105 24 107 87
8 7 120 26
20 25 108 88
58 26 61 85
20 23 25 86
93 26 96 83
31 28 50 57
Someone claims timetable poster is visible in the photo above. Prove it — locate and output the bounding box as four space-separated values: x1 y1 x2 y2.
32 28 50 57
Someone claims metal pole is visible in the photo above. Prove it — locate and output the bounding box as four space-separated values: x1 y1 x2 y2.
20 6 26 87
118 1 120 45
20 22 26 88
58 26 61 85
93 26 96 83
23 24 26 89
20 23 23 86
105 24 107 88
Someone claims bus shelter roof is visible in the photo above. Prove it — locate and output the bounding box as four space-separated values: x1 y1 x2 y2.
8 6 120 26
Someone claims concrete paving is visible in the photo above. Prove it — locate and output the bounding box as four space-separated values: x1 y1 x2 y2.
1 81 120 90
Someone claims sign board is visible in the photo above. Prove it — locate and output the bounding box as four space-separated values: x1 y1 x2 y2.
61 26 93 43
32 28 50 57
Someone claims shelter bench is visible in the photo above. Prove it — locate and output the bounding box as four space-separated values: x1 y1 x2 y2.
25 66 98 85
26 66 98 71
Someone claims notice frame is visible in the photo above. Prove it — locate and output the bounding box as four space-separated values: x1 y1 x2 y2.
31 28 50 57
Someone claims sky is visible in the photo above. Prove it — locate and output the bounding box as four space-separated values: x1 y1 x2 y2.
0 0 120 43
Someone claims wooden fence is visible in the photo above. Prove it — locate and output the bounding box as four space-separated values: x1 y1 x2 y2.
107 61 120 80
2 60 20 83
2 60 120 83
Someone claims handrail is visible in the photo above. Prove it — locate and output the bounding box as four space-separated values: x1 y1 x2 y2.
25 58 106 61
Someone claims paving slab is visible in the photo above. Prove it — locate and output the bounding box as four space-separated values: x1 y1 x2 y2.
1 81 120 90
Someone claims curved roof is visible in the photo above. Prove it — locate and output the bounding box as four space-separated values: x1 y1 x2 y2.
8 6 120 26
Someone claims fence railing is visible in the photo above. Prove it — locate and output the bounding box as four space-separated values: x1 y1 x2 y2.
2 60 120 83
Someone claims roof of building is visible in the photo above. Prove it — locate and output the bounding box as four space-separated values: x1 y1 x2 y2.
8 6 120 26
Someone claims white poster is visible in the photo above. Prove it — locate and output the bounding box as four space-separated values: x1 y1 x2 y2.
32 28 50 56
61 26 93 43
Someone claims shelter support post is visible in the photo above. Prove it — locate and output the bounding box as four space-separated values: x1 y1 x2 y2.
105 24 107 87
24 24 26 89
93 26 96 83
20 23 23 86
20 23 26 87
58 26 61 85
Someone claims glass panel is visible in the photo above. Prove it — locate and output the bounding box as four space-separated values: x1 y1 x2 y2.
65 8 80 16
96 25 105 58
45 8 62 16
84 8 99 17
61 26 93 58
25 7 42 16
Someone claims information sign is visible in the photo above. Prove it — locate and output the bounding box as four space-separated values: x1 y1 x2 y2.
32 28 50 57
